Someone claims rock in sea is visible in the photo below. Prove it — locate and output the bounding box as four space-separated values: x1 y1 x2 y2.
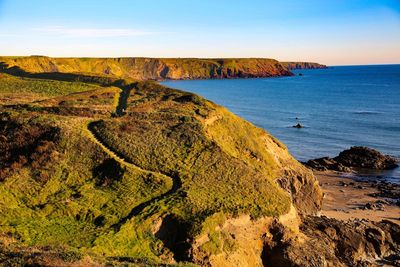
293 123 304 128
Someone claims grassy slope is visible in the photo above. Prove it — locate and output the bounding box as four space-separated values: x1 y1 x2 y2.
0 73 318 265
0 73 105 96
0 77 174 264
0 56 293 80
0 73 113 105
90 83 291 217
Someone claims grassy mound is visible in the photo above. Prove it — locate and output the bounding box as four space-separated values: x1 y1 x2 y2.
89 82 291 219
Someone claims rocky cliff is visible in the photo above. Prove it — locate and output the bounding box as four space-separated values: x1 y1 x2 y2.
281 61 328 69
0 56 295 80
263 216 400 266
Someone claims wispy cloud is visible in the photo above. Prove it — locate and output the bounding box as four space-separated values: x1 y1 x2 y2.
32 26 156 38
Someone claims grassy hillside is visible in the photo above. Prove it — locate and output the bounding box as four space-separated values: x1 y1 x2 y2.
0 73 115 105
0 72 321 265
0 56 294 80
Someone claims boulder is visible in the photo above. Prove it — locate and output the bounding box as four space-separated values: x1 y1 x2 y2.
334 146 398 170
304 146 398 172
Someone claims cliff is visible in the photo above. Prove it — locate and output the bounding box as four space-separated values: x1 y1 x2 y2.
280 61 327 70
0 71 323 265
0 56 294 80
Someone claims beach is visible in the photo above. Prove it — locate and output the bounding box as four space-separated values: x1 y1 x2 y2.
316 171 400 224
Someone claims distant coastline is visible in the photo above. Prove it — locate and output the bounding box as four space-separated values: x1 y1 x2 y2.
0 55 327 81
280 61 328 70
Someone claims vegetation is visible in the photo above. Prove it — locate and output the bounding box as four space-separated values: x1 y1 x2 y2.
89 82 291 219
0 112 173 264
280 61 327 70
0 68 314 265
0 73 104 97
0 56 294 80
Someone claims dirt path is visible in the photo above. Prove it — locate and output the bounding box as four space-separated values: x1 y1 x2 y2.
86 121 183 230
85 83 183 230
114 86 133 117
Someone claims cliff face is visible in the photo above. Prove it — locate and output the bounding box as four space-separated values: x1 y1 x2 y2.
262 216 400 267
280 61 327 70
0 56 294 80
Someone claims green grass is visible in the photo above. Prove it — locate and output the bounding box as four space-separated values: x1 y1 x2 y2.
89 82 291 221
0 73 105 97
0 114 173 262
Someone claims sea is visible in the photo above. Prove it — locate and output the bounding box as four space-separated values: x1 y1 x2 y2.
161 65 400 183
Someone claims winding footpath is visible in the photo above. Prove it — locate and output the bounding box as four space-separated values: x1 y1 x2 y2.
86 85 183 231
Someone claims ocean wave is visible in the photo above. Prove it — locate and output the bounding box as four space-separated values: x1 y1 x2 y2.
352 110 382 115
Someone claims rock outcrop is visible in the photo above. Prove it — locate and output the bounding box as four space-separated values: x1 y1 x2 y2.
292 123 304 128
335 146 398 170
191 209 400 266
262 216 400 266
305 157 352 172
191 205 300 267
305 146 398 172
277 168 323 215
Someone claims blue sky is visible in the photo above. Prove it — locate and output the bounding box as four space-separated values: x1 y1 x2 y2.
0 0 399 65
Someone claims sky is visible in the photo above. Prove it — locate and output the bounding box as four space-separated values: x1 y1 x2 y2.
0 0 399 65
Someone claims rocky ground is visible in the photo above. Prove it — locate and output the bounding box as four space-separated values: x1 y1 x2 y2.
317 171 400 225
263 215 400 266
304 146 399 225
260 170 400 267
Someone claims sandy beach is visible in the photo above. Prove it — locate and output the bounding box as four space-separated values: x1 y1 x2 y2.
316 171 400 225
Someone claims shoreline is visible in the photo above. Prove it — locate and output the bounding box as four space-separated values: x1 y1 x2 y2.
315 170 400 225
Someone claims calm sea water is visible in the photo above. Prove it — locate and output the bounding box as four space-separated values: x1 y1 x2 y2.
161 65 400 183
